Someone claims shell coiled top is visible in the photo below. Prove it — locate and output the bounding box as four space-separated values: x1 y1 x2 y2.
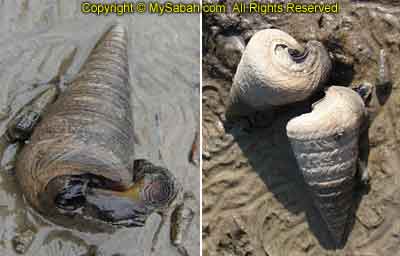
230 29 331 110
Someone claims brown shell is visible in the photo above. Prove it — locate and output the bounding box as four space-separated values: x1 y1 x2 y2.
15 24 135 211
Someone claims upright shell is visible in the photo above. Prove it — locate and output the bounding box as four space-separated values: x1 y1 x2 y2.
230 29 331 111
286 86 366 244
16 24 136 212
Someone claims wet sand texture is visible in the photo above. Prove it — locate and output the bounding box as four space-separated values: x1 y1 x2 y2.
202 1 400 255
0 1 200 256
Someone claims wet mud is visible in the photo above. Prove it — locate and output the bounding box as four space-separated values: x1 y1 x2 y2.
0 1 200 256
202 1 400 255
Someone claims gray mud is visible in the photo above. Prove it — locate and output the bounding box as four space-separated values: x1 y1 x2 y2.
0 1 200 256
203 1 400 255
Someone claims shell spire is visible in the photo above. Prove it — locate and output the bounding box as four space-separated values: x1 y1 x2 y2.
229 29 331 113
286 86 366 245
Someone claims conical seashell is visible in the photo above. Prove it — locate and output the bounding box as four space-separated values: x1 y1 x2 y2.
286 86 366 244
229 29 331 112
16 23 135 212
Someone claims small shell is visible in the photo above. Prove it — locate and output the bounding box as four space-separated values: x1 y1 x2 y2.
170 203 195 247
286 86 366 244
230 29 331 111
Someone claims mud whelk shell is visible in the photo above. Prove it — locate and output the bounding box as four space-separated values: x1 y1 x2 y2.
286 86 366 244
230 29 331 111
16 23 136 212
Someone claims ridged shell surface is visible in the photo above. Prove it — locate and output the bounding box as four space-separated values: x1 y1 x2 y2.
230 29 331 110
286 86 366 244
15 24 135 211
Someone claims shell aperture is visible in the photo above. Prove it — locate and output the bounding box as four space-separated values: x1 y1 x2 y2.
230 29 331 111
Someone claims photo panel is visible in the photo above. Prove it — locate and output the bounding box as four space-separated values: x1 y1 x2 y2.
202 1 400 255
0 1 200 256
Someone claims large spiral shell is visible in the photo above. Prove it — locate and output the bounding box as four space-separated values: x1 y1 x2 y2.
15 24 135 211
286 86 366 244
230 29 331 111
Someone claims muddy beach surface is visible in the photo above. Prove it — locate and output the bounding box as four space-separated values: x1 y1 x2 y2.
0 1 200 256
202 1 400 255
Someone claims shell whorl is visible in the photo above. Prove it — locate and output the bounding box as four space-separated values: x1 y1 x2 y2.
137 162 179 211
287 86 366 141
230 29 331 110
286 86 366 244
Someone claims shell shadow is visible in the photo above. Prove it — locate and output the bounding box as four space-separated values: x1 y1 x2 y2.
224 101 366 250
328 59 355 87
376 81 392 106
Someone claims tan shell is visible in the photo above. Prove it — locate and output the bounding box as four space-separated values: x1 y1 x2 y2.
230 29 331 111
286 86 366 244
